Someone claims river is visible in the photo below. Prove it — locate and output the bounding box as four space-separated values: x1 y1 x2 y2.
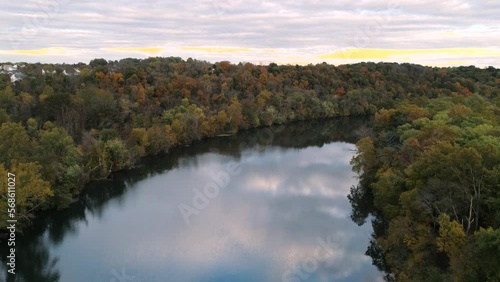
0 118 381 282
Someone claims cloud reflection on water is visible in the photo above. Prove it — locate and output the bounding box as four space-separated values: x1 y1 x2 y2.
50 141 381 281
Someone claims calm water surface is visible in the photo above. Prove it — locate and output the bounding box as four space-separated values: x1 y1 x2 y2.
1 118 381 282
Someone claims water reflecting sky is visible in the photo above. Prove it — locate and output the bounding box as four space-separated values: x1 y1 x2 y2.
1 119 381 282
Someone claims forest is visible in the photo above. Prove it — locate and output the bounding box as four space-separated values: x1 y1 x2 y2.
0 57 498 280
348 70 500 279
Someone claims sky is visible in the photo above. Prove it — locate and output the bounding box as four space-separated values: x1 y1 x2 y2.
0 0 499 67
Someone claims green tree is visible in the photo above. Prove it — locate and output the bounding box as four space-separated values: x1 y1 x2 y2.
36 126 82 208
226 97 243 132
351 137 376 175
474 228 500 281
0 122 32 166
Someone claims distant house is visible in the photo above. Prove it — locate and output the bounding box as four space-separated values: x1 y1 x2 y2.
2 65 16 72
10 73 25 83
42 69 57 75
63 68 81 76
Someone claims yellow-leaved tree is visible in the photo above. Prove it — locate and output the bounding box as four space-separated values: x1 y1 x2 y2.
0 162 53 229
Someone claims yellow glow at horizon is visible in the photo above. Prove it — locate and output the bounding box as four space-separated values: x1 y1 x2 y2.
445 61 469 65
106 47 164 54
319 48 500 60
0 47 67 55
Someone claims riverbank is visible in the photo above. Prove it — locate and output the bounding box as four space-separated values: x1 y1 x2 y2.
1 60 497 238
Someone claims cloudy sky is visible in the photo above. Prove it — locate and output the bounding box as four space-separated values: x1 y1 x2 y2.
0 0 499 66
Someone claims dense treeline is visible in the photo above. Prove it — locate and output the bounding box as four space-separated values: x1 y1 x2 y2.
349 81 500 279
0 58 498 236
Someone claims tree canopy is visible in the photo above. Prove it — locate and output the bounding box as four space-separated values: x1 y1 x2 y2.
1 59 499 275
